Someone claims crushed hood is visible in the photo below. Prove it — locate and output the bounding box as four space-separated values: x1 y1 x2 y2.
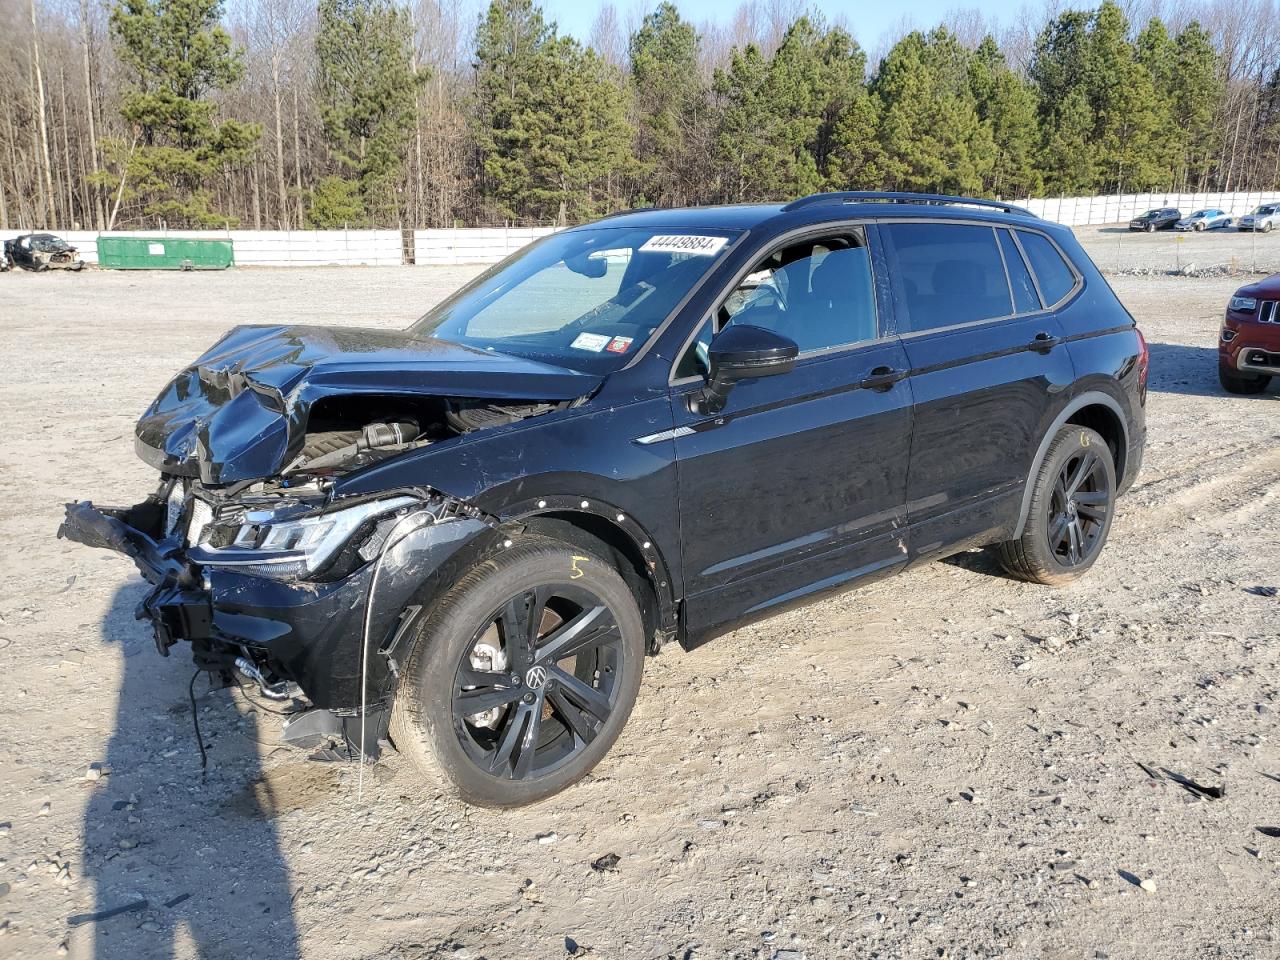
135 324 601 484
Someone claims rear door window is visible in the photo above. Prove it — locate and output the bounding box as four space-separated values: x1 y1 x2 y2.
998 229 1041 314
1016 231 1077 306
881 222 1013 332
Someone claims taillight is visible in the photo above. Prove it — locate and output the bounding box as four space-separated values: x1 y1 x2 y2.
1135 327 1149 393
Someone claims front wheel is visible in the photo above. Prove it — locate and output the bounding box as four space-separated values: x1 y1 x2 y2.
997 426 1116 586
1195 222 1206 231
1145 223 1156 233
1219 366 1271 394
390 535 645 807
1264 221 1274 233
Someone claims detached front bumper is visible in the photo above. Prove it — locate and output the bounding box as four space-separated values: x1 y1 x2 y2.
58 497 497 714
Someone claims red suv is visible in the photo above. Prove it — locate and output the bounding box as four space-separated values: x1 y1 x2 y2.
1221 275 1280 393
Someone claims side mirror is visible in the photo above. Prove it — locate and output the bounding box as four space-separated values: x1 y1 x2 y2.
695 324 799 415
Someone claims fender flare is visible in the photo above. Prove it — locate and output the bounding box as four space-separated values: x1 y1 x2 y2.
503 494 680 639
1012 391 1130 538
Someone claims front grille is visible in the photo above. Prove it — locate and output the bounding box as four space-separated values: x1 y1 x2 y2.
1259 301 1278 323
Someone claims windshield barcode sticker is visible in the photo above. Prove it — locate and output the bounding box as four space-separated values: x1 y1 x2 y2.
639 235 729 256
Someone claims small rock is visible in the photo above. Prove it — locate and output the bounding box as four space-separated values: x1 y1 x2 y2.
0 882 9 899
85 766 103 782
590 853 620 872
1139 878 1157 893
57 943 68 956
139 920 161 932
697 819 724 830
38 803 50 816
117 839 137 850
535 831 559 845
772 951 805 960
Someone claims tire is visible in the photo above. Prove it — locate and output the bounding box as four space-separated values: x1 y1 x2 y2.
389 534 645 807
1195 222 1206 231
1146 223 1156 233
1219 366 1271 395
1264 221 1274 233
997 426 1117 586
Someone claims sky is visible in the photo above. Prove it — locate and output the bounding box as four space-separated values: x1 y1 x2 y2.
536 0 1032 53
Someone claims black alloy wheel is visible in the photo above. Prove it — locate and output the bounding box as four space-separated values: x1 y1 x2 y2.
996 425 1117 585
1047 447 1110 567
452 583 625 781
390 534 645 807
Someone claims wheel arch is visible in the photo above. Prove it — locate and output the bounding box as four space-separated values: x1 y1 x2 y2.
510 498 679 654
1013 392 1129 538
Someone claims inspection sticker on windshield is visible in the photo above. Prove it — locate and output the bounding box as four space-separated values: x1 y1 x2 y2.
639 235 728 256
570 332 611 352
606 336 633 354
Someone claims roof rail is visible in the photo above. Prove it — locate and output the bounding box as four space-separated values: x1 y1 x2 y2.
781 191 1038 218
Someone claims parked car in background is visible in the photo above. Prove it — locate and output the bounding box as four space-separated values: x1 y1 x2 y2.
1220 275 1280 393
1128 207 1181 232
3 233 85 271
1174 209 1232 231
60 191 1148 807
1236 204 1280 233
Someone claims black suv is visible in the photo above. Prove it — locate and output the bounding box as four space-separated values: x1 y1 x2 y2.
62 192 1148 806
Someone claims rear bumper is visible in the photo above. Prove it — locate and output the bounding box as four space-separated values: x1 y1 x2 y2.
59 498 496 710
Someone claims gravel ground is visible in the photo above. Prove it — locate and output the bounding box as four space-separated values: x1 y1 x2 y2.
1076 223 1280 275
0 250 1277 960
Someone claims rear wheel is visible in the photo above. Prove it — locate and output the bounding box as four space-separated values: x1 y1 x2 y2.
390 535 645 807
1219 367 1271 394
997 426 1116 586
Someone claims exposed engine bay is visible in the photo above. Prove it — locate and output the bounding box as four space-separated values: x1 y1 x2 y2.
284 397 561 477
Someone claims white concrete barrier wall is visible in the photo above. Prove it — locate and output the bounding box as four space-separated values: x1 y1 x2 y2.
8 197 1280 265
1021 192 1280 226
1 227 558 266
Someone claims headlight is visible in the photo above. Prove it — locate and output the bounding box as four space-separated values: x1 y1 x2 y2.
1229 296 1257 311
190 496 420 580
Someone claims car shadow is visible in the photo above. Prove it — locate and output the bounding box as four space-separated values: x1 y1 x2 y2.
1147 342 1279 398
79 583 300 959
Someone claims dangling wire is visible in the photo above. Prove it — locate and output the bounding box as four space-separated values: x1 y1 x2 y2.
189 669 208 777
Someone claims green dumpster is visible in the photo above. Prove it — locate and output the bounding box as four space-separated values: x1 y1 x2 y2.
97 236 235 270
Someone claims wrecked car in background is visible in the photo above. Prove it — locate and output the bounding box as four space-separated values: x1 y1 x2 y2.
4 232 85 271
60 192 1147 808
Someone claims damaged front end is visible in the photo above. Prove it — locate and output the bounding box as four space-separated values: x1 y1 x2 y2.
59 324 591 759
61 479 506 758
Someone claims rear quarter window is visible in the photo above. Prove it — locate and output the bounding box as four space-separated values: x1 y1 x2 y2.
882 222 1013 332
1017 231 1077 306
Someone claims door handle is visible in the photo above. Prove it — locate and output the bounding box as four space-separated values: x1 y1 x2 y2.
859 365 907 391
1027 331 1063 353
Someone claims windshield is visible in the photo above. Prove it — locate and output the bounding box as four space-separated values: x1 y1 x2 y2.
410 226 738 374
1255 206 1276 215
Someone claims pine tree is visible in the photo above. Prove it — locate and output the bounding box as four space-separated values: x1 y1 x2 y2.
711 17 867 201
1135 18 1180 186
1170 22 1222 190
1040 88 1097 193
871 29 991 194
103 0 260 226
1086 2 1165 192
629 2 704 206
474 0 632 222
970 36 1041 198
313 0 422 227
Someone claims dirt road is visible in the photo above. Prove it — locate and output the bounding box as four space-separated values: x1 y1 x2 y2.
0 262 1277 960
